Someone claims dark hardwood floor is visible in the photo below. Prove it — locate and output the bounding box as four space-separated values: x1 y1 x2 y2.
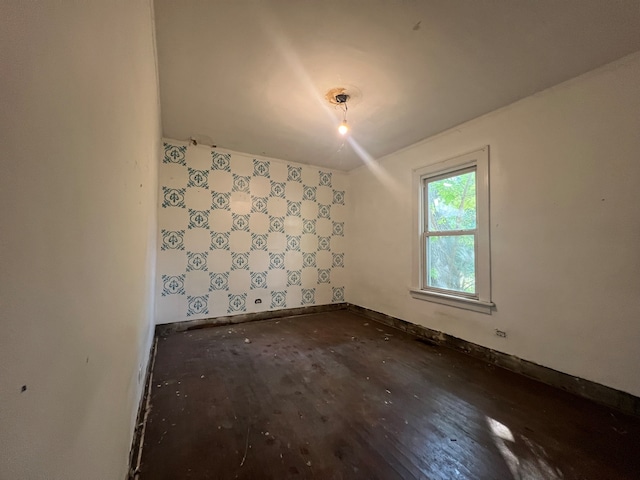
137 311 640 479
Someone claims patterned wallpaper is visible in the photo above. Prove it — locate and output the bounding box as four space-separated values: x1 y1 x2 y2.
156 141 348 324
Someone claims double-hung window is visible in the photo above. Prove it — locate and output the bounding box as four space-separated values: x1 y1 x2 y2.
411 147 494 314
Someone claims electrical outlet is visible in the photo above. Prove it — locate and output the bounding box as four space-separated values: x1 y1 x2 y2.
255 298 262 304
495 329 507 338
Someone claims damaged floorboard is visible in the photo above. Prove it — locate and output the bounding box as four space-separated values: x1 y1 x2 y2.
137 310 640 479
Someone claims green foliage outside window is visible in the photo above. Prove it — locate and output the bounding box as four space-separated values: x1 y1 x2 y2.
426 170 476 294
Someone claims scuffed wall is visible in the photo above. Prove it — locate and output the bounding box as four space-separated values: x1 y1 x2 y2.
0 1 161 479
156 142 348 324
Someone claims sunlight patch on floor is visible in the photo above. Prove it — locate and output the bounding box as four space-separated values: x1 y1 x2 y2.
487 417 564 480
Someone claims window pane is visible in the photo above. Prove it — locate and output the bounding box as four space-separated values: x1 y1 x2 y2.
428 171 476 231
427 235 475 294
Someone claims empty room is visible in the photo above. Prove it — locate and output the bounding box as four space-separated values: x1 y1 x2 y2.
2 1 640 479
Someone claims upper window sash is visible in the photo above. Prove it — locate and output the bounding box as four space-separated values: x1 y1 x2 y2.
423 166 477 235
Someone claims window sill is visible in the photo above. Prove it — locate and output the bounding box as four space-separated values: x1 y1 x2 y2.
409 288 495 315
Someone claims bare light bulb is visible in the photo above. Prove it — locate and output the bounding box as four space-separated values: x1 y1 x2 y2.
338 121 349 135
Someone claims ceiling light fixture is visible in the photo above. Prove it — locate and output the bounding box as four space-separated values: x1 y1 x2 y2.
335 93 350 136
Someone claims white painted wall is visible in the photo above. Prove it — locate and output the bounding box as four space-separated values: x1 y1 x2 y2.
0 2 161 479
347 52 640 397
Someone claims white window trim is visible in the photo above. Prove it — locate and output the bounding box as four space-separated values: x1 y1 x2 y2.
410 146 494 314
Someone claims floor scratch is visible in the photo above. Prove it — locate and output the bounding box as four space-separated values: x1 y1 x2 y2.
239 425 251 467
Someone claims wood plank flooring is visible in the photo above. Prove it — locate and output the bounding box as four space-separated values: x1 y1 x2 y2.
137 311 640 479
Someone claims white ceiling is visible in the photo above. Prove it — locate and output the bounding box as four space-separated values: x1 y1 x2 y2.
154 0 640 171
